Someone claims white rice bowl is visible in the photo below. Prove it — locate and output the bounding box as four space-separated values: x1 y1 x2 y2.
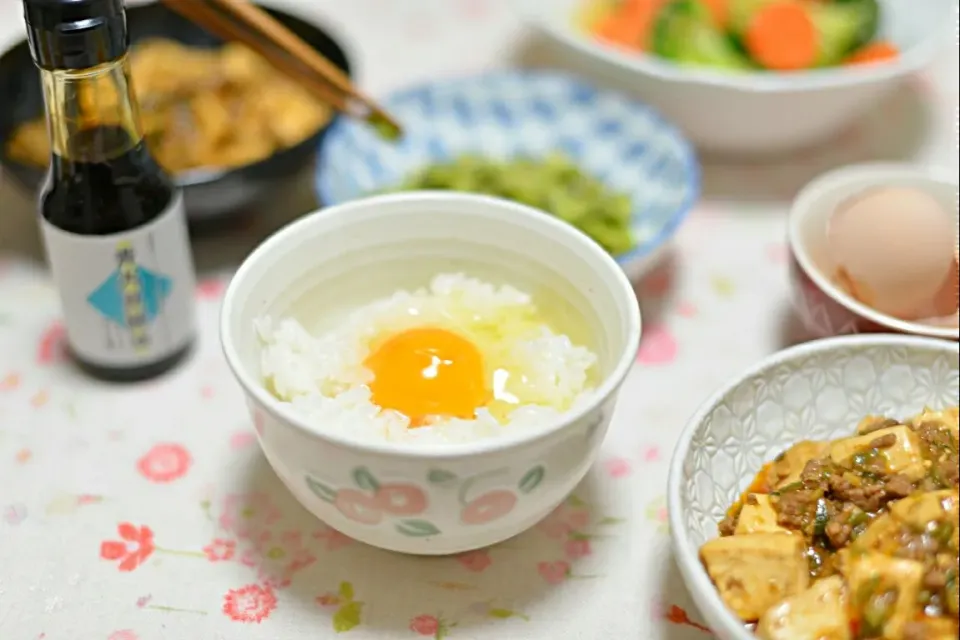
256 274 598 445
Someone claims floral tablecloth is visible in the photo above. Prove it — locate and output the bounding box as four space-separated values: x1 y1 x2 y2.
1 1 958 639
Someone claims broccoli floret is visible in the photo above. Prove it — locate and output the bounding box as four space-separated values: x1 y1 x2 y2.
652 0 754 71
809 0 880 66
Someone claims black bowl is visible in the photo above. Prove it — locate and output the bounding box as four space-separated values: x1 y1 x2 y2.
0 2 352 221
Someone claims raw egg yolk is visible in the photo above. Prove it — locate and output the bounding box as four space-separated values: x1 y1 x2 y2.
364 327 489 426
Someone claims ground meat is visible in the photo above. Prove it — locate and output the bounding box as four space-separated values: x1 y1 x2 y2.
884 474 915 498
870 433 898 449
718 513 736 537
824 503 860 548
776 489 821 529
800 458 832 485
924 566 948 590
936 454 960 487
828 473 890 513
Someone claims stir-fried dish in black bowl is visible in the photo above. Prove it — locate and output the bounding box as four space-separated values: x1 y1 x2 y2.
700 407 959 640
0 2 352 220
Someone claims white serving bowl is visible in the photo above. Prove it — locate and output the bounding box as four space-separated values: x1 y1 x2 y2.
667 334 959 640
221 192 642 555
788 162 959 341
522 0 954 155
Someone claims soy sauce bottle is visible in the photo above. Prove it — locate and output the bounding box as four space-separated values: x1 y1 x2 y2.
24 0 196 381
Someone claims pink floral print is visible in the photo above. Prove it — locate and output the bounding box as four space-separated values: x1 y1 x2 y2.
222 583 277 623
455 549 492 572
538 503 589 539
99 523 155 572
460 490 517 525
563 537 592 560
203 538 236 562
313 525 353 551
136 444 192 483
537 560 571 584
219 493 280 538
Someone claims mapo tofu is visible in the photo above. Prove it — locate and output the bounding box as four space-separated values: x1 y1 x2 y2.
701 407 960 640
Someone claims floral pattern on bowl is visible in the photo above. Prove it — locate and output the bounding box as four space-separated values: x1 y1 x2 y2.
304 464 548 538
667 335 959 640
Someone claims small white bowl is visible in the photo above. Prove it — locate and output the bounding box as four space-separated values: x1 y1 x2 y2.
522 0 954 154
667 334 959 640
788 162 959 341
221 191 642 555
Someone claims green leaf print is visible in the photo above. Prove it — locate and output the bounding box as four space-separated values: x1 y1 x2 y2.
333 601 363 633
488 608 513 619
338 581 354 602
395 519 441 537
305 476 337 502
427 469 458 485
352 467 380 493
517 465 545 494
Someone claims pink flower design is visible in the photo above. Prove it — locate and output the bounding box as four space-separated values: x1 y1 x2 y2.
641 445 661 462
99 523 155 572
107 632 138 640
460 490 517 525
203 538 236 562
564 538 592 560
222 583 277 623
636 324 678 365
135 595 152 608
603 457 632 478
538 504 590 538
196 278 226 300
313 526 353 551
136 444 192 483
219 493 280 539
334 489 383 525
36 321 65 365
250 530 316 589
373 483 428 516
455 549 492 573
229 431 257 450
537 560 571 584
409 614 440 636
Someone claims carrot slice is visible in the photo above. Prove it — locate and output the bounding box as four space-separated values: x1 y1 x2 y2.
844 41 900 66
744 1 817 71
592 0 663 51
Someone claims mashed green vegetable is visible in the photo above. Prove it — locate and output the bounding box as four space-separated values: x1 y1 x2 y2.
384 153 636 255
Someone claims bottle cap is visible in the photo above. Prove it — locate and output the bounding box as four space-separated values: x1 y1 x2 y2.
23 0 127 70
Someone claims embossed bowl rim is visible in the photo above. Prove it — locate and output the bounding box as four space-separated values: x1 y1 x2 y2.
221 191 642 459
788 162 959 340
666 333 960 639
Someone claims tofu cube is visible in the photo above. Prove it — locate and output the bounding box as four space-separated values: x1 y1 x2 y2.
889 489 959 531
828 426 926 481
756 575 851 640
846 552 924 640
735 494 790 535
700 532 810 621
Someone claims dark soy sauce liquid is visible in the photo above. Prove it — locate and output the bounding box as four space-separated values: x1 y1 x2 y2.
40 125 192 381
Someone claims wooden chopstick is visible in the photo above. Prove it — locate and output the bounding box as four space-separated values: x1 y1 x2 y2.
160 0 402 140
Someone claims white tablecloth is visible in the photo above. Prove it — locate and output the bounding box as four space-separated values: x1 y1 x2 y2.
1 1 958 638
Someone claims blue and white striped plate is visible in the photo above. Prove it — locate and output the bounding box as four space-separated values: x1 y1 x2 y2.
315 70 700 279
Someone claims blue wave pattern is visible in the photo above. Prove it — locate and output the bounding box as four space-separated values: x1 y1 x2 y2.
317 71 700 263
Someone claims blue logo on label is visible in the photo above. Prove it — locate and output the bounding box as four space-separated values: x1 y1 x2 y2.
86 240 172 353
87 267 172 327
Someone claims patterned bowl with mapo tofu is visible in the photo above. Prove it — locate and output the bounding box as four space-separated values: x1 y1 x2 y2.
668 335 959 640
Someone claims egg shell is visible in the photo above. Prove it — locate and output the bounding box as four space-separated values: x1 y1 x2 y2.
827 186 955 320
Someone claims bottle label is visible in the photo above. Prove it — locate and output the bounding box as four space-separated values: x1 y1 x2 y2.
39 192 197 368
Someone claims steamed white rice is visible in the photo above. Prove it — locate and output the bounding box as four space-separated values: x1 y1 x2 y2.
256 273 597 445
